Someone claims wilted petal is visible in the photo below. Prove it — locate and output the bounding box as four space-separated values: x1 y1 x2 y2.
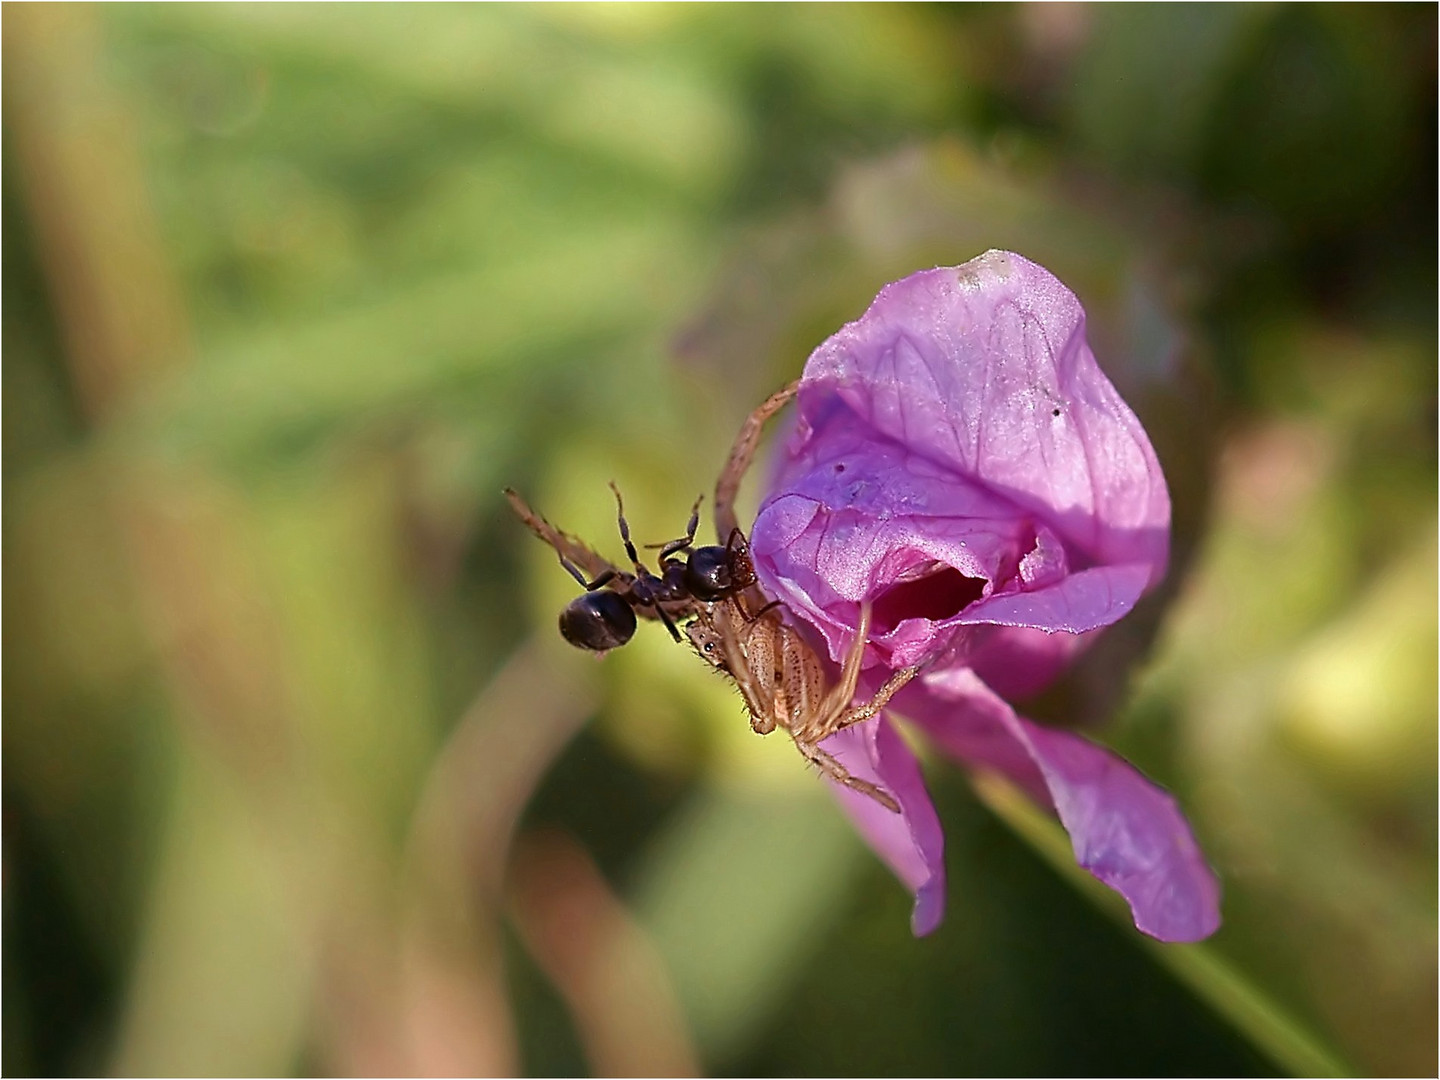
818 715 946 936
911 669 1221 943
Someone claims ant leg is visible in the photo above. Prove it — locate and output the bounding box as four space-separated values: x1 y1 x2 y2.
795 739 900 814
557 556 620 593
652 601 683 643
607 482 685 641
714 380 799 541
645 494 704 559
555 555 591 589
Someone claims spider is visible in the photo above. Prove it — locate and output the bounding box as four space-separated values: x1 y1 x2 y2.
683 380 920 814
506 379 919 813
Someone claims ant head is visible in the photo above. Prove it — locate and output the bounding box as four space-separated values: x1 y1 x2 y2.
559 590 637 651
683 543 756 601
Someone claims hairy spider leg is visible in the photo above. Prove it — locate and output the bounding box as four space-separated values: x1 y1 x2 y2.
795 740 901 814
800 602 923 744
747 597 783 622
789 599 878 741
706 600 779 735
713 380 799 542
504 487 626 587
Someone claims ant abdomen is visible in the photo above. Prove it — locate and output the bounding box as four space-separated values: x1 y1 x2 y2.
559 590 637 651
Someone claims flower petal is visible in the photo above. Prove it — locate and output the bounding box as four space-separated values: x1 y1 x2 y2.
745 253 1204 943
954 562 1153 632
788 250 1168 573
818 715 946 936
962 625 1089 702
752 251 1170 688
911 668 1221 943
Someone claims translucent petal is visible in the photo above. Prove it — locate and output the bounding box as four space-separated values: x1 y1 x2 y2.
913 669 1221 943
818 716 946 936
753 251 1170 683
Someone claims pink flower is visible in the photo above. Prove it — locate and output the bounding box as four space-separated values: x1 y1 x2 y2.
750 251 1220 942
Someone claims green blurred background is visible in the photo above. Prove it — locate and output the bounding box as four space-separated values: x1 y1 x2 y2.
4 4 1435 1076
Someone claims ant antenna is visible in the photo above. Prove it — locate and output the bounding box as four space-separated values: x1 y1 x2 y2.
607 481 682 643
646 493 704 558
608 481 651 574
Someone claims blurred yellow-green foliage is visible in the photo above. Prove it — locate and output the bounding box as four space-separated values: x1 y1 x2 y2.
4 5 1435 1076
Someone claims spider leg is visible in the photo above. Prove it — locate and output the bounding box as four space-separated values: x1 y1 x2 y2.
715 599 778 735
826 665 920 735
713 380 799 541
796 601 918 743
814 599 875 724
795 739 900 814
504 487 625 586
746 598 783 622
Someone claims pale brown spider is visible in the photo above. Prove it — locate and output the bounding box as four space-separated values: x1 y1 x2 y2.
687 598 917 813
506 379 920 812
689 380 921 814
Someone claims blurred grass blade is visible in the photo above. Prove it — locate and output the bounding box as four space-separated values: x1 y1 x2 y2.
972 772 1354 1079
631 784 868 1062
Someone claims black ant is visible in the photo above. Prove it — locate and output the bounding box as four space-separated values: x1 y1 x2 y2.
645 493 759 604
503 483 755 653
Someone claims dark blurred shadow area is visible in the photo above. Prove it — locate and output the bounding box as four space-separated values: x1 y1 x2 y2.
4 4 1434 1076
